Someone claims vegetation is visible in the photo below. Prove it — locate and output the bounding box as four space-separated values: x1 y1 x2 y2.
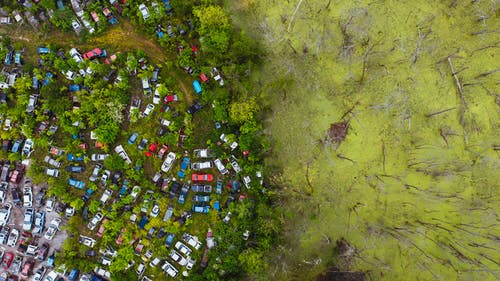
0 0 279 280
228 0 500 280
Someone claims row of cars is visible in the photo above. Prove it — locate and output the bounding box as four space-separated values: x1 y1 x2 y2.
133 233 201 278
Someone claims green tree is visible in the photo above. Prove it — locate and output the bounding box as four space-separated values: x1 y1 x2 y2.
229 96 259 123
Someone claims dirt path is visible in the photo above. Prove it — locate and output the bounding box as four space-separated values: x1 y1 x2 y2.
88 22 167 63
171 71 193 104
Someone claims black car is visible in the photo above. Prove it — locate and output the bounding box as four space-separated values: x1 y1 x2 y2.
157 227 166 239
35 190 45 208
138 139 148 150
168 182 181 198
187 101 202 115
111 171 122 184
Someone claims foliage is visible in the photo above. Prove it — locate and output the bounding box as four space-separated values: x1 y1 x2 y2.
230 0 500 280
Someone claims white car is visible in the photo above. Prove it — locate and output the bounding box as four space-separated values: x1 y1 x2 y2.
79 235 96 248
115 145 132 164
161 152 176 172
131 186 141 200
7 228 19 247
220 134 238 150
43 270 58 281
169 250 188 266
23 187 33 207
174 241 192 256
87 212 103 230
191 161 213 170
22 208 34 231
229 156 242 173
91 154 109 161
138 4 150 20
0 203 11 226
142 103 154 117
22 138 34 157
71 19 81 32
89 164 102 182
136 263 145 276
69 48 83 64
214 159 229 175
182 233 202 250
64 70 77 80
186 258 196 270
3 117 11 130
33 212 45 234
44 218 61 240
153 86 161 104
161 261 178 277
100 189 112 204
101 170 111 185
45 168 60 178
150 203 160 217
44 156 62 168
33 266 47 281
193 148 214 158
45 198 55 212
149 257 161 267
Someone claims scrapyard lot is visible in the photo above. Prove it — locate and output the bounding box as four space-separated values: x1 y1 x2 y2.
0 0 276 280
0 175 68 279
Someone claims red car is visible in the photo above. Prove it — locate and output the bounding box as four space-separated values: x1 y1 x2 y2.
20 258 34 279
1 252 14 269
200 73 209 83
191 173 214 182
116 228 126 245
145 143 158 157
96 218 109 238
163 95 178 103
83 48 106 60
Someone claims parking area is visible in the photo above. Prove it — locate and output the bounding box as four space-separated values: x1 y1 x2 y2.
1 175 68 279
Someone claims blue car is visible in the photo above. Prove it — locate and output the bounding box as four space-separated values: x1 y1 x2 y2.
165 233 175 247
82 188 94 201
37 47 50 54
192 205 210 213
138 215 149 229
11 139 23 153
119 180 129 197
69 84 80 92
216 178 223 194
67 153 85 161
32 76 39 89
68 269 80 281
43 72 53 85
128 132 138 144
213 201 221 212
4 50 13 65
67 178 86 189
14 52 21 65
180 157 190 170
192 80 202 94
178 186 189 205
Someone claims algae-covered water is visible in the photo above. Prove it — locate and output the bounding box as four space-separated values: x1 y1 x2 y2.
229 0 499 280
